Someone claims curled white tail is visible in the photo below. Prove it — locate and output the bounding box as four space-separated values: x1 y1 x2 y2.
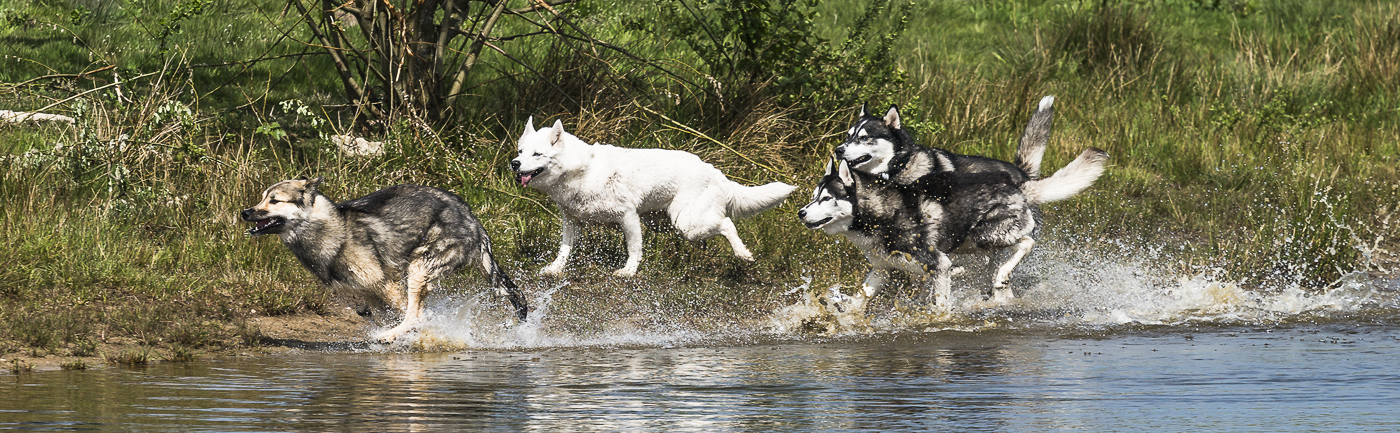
1014 95 1055 179
728 182 797 218
1022 148 1109 204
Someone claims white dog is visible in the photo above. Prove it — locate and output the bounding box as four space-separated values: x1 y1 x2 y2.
511 118 796 277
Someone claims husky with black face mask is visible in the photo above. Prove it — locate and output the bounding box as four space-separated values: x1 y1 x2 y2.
835 96 1059 186
799 146 1108 311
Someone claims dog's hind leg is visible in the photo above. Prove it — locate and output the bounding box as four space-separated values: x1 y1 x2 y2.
717 217 755 262
990 236 1034 303
615 211 644 277
541 214 579 276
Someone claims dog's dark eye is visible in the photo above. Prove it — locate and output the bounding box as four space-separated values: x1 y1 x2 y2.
268 198 281 204
533 152 542 157
819 196 831 203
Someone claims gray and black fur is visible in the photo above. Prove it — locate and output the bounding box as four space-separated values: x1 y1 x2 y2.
241 179 528 342
835 96 1057 186
800 159 1039 307
804 96 1108 309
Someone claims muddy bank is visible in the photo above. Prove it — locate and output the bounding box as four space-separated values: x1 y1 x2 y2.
3 309 368 374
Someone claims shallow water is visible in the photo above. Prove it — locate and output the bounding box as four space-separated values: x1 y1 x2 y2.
5 248 1400 431
5 325 1400 432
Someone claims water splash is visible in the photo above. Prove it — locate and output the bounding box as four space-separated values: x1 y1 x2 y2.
392 281 706 351
367 243 1396 351
774 240 1400 335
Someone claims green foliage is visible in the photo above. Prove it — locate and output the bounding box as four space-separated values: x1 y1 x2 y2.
655 0 912 109
254 122 286 141
155 0 212 51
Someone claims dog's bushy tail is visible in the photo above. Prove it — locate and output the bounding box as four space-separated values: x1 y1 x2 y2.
727 182 797 218
1014 95 1055 179
484 250 530 321
1022 148 1109 204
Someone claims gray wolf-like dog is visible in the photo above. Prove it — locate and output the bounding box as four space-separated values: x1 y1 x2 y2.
510 117 796 277
241 178 529 342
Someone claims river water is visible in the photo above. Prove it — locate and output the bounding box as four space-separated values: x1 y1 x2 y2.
5 248 1400 432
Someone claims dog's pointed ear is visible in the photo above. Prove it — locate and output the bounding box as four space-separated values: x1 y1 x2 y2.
306 177 323 191
523 116 535 135
549 119 566 146
824 156 837 176
837 159 854 184
858 102 869 118
884 105 902 129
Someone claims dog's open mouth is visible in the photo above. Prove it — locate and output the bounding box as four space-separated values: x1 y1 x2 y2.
848 155 873 165
803 216 833 229
516 168 544 187
247 217 286 236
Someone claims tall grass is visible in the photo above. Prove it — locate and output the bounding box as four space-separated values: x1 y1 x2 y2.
0 0 1397 356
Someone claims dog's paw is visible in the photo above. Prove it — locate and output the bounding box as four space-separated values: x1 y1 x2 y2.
949 266 966 277
613 267 637 278
990 287 1015 304
821 287 868 314
735 251 756 262
540 264 565 276
932 294 952 309
370 328 407 343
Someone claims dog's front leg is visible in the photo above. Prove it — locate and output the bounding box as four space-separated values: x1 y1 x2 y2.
841 268 888 313
614 211 643 277
931 252 953 308
372 263 432 343
541 214 579 276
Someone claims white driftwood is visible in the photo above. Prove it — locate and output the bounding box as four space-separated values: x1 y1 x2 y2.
0 110 76 125
331 134 384 157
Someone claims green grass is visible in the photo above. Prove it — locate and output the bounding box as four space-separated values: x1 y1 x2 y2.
0 0 1397 356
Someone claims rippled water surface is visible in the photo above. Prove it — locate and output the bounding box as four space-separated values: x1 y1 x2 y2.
6 323 1400 431
6 252 1400 431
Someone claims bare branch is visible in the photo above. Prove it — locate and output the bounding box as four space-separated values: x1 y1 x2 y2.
3 65 115 88
443 0 511 110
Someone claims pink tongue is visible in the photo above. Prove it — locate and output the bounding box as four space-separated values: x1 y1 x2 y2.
519 174 533 186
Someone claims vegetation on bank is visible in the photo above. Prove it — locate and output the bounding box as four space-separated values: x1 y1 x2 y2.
1 0 1397 362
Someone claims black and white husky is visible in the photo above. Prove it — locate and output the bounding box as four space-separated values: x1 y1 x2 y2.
802 97 1106 310
836 96 1058 185
799 147 1107 310
241 178 529 342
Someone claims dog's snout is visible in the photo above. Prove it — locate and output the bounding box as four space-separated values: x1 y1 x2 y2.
240 208 253 221
509 160 521 171
797 209 807 219
834 146 845 158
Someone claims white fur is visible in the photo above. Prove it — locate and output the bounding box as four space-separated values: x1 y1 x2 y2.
512 118 796 277
1021 148 1110 204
